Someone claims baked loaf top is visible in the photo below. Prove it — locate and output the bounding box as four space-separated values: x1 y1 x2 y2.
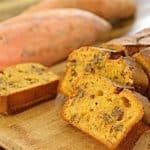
100 28 150 56
63 75 144 149
0 63 59 95
59 47 148 95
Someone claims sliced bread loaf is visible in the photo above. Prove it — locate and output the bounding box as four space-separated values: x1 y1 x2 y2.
0 63 59 114
62 75 144 149
59 47 148 96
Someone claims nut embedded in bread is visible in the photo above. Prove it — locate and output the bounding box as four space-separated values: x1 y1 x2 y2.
59 47 148 96
62 75 144 149
0 63 59 114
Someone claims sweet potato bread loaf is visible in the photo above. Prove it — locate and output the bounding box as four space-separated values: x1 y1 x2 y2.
0 9 111 69
100 28 150 56
62 75 144 149
0 63 59 114
25 0 136 20
133 130 150 150
59 47 148 96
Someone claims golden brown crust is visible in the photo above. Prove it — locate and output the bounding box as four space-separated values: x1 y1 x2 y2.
0 63 59 114
133 48 150 99
129 91 150 125
133 47 150 77
123 57 149 94
100 28 150 56
0 80 58 115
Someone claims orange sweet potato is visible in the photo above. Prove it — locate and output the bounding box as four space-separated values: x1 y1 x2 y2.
0 9 111 69
25 0 136 20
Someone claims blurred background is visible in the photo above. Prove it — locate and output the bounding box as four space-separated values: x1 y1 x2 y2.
129 0 150 34
0 0 149 36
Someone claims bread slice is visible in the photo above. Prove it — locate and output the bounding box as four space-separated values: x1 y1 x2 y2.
62 75 144 149
0 63 59 114
100 28 150 56
59 47 148 96
133 130 150 150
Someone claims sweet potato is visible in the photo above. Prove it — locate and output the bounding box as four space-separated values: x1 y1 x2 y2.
25 0 136 20
0 8 111 69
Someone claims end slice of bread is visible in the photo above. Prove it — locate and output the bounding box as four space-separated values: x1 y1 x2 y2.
62 75 144 149
0 63 59 114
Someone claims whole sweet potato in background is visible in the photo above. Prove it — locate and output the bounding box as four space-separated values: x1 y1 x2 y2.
25 0 136 20
0 9 111 69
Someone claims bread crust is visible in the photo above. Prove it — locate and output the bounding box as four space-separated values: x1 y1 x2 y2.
100 28 150 56
0 80 58 115
123 57 149 94
133 48 150 99
0 63 59 114
130 91 150 125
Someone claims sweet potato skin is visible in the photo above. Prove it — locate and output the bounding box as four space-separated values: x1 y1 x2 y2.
0 9 111 69
25 0 136 20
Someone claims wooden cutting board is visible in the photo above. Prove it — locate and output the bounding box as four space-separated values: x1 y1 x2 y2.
0 62 108 150
0 62 149 150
